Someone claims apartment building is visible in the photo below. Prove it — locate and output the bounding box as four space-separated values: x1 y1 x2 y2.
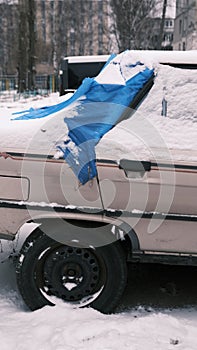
173 0 197 50
163 17 174 49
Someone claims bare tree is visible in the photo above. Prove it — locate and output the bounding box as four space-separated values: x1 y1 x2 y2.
109 0 157 51
0 0 18 75
158 0 168 49
18 0 28 92
18 0 36 92
27 0 36 90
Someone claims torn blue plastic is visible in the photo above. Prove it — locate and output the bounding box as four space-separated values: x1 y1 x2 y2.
12 85 90 120
59 66 154 184
13 52 154 184
13 54 116 121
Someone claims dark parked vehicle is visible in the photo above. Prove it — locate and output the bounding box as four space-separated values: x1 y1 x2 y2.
59 54 109 95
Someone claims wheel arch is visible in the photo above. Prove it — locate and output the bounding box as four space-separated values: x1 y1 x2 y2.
27 213 140 254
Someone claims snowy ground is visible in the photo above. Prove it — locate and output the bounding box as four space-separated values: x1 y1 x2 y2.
0 60 197 349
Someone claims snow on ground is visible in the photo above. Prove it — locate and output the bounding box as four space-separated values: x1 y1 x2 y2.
0 61 197 349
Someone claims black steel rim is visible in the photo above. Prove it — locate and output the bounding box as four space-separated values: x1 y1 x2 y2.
36 245 105 303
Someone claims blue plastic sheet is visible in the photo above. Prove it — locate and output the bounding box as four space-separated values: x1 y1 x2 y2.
13 52 154 184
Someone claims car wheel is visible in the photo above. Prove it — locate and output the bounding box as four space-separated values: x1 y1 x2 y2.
16 228 127 313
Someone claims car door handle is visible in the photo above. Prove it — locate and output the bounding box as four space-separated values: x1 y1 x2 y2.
119 159 151 178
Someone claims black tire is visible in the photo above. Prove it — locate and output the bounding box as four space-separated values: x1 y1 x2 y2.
16 228 127 313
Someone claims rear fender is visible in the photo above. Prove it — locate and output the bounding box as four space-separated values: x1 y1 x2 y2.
31 214 139 250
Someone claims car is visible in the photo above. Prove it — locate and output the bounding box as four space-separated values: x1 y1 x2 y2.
0 50 197 313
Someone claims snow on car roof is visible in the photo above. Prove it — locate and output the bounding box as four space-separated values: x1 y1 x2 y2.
127 50 197 65
63 50 197 65
62 55 110 63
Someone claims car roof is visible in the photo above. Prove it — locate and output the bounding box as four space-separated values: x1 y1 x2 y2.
62 50 197 65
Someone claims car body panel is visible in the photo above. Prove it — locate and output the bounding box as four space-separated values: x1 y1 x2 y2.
0 152 103 237
97 159 197 254
1 151 197 256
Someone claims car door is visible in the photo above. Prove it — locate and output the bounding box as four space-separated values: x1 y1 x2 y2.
97 157 197 253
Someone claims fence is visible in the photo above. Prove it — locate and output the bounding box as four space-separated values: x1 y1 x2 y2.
0 75 16 91
0 74 59 96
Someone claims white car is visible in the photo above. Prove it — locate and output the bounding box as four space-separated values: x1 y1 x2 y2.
0 50 197 313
